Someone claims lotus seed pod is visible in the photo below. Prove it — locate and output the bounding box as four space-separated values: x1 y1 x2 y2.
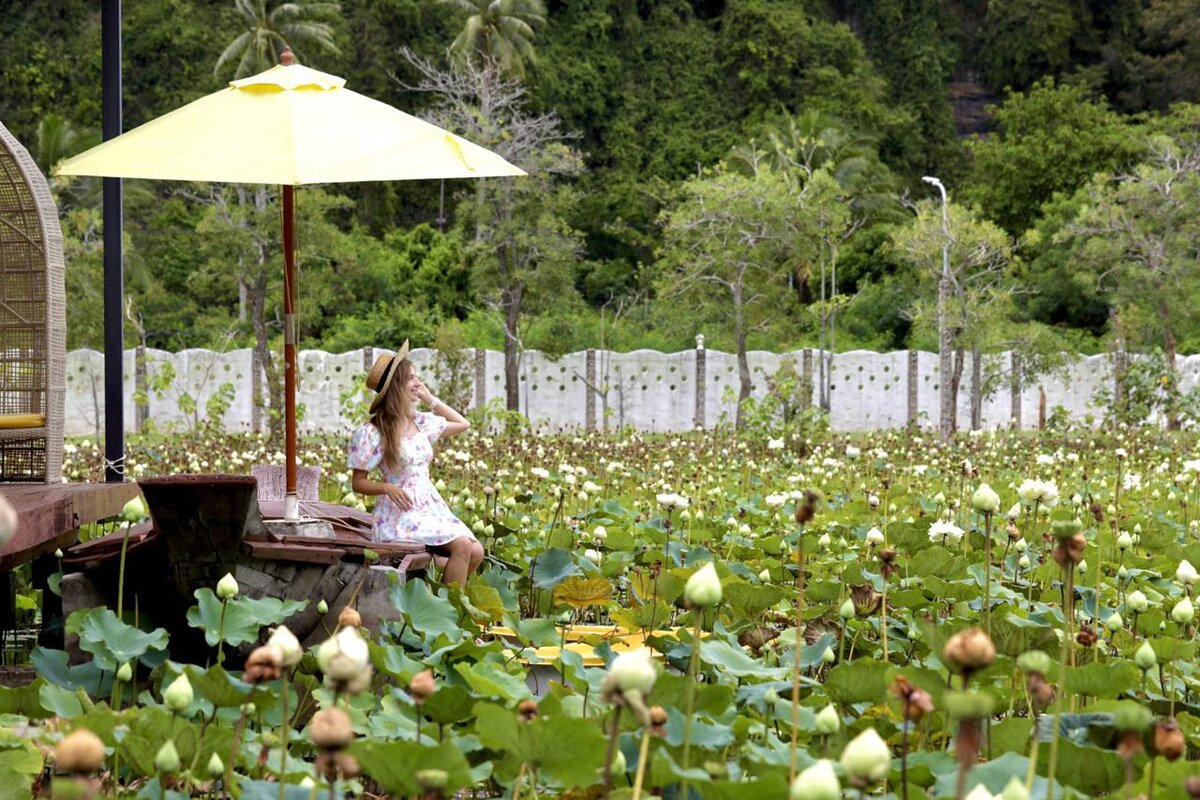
790 759 840 800
215 572 239 600
163 673 193 712
55 729 106 774
310 707 354 750
337 606 362 629
942 628 996 673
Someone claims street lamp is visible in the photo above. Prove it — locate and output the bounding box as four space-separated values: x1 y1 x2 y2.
922 176 954 439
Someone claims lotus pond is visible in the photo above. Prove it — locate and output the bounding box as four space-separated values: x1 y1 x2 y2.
10 428 1200 798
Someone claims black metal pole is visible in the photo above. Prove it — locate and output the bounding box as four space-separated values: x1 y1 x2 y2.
102 0 124 482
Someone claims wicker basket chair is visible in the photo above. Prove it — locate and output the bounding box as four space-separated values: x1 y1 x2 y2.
0 122 66 482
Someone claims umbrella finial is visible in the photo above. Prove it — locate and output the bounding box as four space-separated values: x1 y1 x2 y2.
280 47 296 66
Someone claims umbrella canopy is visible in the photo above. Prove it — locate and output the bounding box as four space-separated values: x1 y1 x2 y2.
56 56 524 520
57 63 524 184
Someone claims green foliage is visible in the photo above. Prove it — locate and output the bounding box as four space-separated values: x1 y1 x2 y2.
186 588 307 648
967 77 1139 234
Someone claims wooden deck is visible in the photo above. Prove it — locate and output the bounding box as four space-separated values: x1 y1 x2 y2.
0 482 140 570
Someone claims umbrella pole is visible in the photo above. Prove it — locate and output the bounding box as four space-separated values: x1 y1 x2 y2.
283 185 299 521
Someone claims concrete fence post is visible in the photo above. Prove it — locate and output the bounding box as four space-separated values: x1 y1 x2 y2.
694 334 706 429
907 350 918 427
474 348 487 411
1010 351 1022 429
585 349 596 430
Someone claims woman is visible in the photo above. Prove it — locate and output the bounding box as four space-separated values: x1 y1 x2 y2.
348 341 484 585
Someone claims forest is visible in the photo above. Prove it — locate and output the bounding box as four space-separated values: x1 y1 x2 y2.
2 0 1200 374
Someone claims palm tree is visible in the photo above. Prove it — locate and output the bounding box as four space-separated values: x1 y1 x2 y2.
215 0 342 80
440 0 547 78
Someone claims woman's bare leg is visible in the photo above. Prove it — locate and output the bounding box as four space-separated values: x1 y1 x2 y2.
442 537 473 586
468 541 485 576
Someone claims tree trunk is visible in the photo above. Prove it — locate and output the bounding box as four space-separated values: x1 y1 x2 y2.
248 270 281 442
938 272 954 439
1163 308 1180 431
502 286 522 412
970 347 982 431
949 344 965 435
734 289 751 430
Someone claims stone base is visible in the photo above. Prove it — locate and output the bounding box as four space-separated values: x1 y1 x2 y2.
262 517 335 538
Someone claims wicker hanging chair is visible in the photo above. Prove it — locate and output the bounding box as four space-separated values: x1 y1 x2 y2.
0 122 66 482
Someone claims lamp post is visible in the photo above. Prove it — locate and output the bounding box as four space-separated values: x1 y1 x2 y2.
922 176 953 440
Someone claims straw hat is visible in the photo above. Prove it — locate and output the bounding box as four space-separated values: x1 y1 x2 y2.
365 340 410 414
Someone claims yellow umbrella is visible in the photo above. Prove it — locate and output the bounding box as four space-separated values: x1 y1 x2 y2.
57 52 524 520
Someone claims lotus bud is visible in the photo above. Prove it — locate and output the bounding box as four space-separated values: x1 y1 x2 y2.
818 532 832 548
116 662 133 683
972 483 1000 515
839 727 891 785
593 526 607 540
964 787 995 800
317 599 329 615
268 626 303 667
55 729 106 774
1001 776 1031 800
815 704 840 735
1134 640 1157 671
1104 612 1124 633
1179 560 1200 586
1117 531 1133 551
416 769 450 790
206 752 225 779
1077 559 1088 574
791 759 840 800
608 648 657 694
120 496 147 523
317 627 370 681
758 568 771 582
763 689 779 704
821 646 836 664
1172 596 1195 625
216 572 239 600
155 740 180 774
504 496 517 509
1127 590 1149 613
584 548 602 563
933 492 946 505
163 673 193 712
1016 650 1051 676
54 548 64 558
1018 554 1031 570
865 527 885 547
472 518 486 534
1118 565 1128 581
839 598 856 621
684 562 723 607
868 495 880 509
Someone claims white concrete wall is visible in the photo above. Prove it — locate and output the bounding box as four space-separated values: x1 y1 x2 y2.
61 347 1200 436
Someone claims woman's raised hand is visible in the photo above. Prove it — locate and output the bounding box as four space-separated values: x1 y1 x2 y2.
413 378 435 406
384 484 414 511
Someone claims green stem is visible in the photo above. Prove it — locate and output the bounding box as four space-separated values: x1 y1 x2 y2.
116 524 132 618
984 512 993 636
631 728 652 800
278 675 289 800
681 615 703 798
216 600 228 666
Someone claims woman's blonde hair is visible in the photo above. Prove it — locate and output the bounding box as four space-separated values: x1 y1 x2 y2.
371 358 415 470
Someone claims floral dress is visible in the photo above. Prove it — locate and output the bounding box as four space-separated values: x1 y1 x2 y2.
347 412 475 546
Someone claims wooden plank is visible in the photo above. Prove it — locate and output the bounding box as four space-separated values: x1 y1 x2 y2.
0 482 141 570
244 541 344 565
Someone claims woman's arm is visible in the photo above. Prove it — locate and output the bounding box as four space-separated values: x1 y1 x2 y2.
351 469 413 510
416 381 470 438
